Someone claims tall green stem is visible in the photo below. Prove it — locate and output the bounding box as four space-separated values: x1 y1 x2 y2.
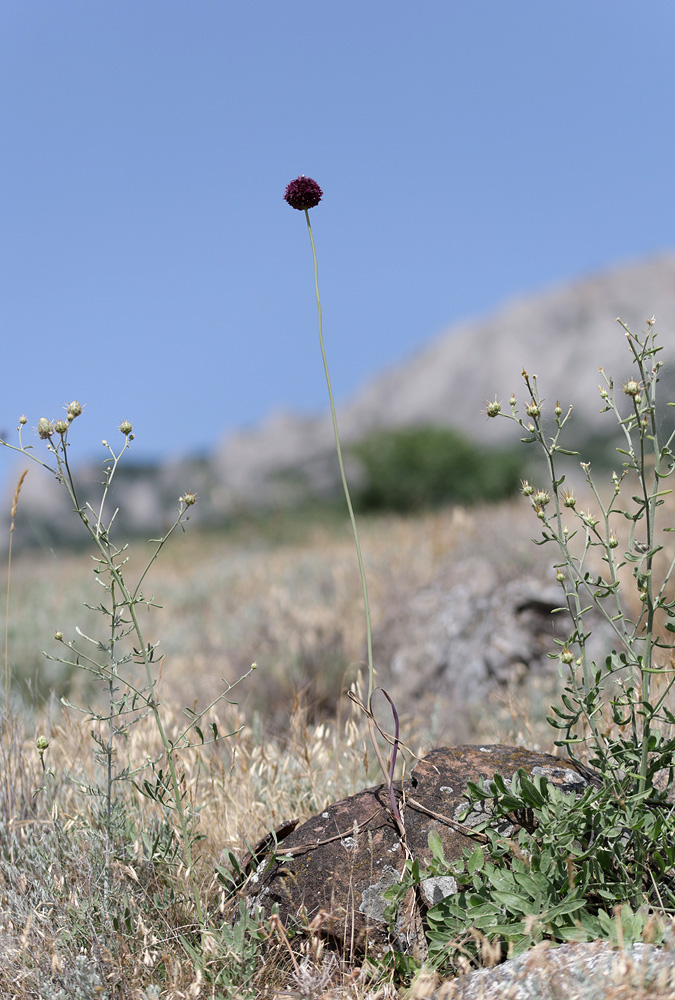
303 210 375 701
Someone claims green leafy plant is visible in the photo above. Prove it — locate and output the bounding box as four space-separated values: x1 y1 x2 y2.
401 771 669 975
382 320 675 973
0 407 253 932
496 322 675 805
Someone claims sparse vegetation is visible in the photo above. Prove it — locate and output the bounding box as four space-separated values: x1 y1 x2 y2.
388 320 675 984
1 175 675 998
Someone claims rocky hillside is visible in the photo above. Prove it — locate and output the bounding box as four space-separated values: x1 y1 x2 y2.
5 253 675 547
212 253 675 504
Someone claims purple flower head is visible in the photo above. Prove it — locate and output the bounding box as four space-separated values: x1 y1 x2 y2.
284 175 323 211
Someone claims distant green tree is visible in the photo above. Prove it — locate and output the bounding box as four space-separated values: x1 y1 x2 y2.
351 424 522 513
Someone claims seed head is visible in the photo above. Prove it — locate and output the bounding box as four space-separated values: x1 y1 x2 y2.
284 175 323 210
37 418 54 439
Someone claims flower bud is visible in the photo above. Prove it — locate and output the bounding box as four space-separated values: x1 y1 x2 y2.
67 401 82 419
37 418 54 439
119 421 133 436
54 420 68 436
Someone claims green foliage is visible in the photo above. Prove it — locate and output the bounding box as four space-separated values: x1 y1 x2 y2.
383 321 675 976
0 409 253 953
180 901 269 998
389 770 670 976
351 424 522 512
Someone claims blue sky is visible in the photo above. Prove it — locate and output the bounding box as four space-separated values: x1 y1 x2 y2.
2 1 675 477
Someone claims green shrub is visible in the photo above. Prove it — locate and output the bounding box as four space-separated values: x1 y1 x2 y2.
382 320 675 976
351 424 522 512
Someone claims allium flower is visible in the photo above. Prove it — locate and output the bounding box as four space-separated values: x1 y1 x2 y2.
284 175 323 210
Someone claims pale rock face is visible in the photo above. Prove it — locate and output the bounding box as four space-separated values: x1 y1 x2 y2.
211 253 675 503
4 254 675 544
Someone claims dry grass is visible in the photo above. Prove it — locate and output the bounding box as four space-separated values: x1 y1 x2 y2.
0 694 393 998
3 492 675 997
1 498 551 736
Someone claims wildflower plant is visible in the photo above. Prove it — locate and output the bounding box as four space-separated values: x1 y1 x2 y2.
284 178 376 695
284 176 405 820
495 319 675 808
0 405 253 930
380 321 675 977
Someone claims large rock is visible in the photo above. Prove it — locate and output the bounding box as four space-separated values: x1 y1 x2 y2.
417 941 675 1000
245 744 597 960
373 560 616 742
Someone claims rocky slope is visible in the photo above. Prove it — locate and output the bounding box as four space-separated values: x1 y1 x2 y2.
5 253 675 546
212 252 675 505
